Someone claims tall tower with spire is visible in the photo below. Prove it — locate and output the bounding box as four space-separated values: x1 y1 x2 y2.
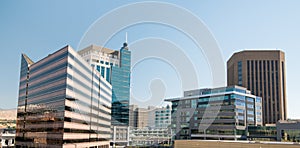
110 41 131 126
78 40 131 126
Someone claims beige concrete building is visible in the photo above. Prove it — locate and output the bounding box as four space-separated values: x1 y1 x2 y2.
129 105 171 129
136 108 149 128
129 105 138 128
129 105 149 128
227 50 287 125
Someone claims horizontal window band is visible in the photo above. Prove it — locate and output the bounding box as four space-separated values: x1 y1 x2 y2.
64 117 111 128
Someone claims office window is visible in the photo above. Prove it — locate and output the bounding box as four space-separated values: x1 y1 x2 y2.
247 97 254 102
282 61 286 119
255 60 258 95
256 118 261 122
247 60 250 90
194 110 198 115
238 61 242 86
247 104 254 108
259 60 262 96
263 60 266 98
247 117 254 121
237 108 244 113
237 115 244 120
106 68 110 82
101 66 105 78
275 60 279 112
248 110 254 115
256 97 261 103
191 100 197 108
235 100 245 107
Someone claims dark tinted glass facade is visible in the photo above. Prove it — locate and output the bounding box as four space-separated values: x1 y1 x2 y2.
248 126 277 141
16 46 112 148
111 47 131 126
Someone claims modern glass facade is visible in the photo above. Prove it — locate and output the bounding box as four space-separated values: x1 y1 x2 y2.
16 45 112 148
166 85 262 140
154 105 171 128
248 125 277 141
111 46 131 126
78 44 131 126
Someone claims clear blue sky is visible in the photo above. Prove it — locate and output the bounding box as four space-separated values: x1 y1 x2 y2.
0 0 299 119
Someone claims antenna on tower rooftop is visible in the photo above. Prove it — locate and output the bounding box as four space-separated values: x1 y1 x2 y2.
123 32 128 48
125 32 128 43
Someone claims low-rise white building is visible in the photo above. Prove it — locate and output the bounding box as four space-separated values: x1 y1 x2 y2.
111 126 130 148
129 127 172 146
0 128 15 147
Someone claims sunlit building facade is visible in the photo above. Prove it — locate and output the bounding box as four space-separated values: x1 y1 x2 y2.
129 105 149 128
166 85 263 140
16 45 112 148
78 43 131 126
227 50 287 124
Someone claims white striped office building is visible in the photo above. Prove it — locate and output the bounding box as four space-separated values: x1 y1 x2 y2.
16 45 112 148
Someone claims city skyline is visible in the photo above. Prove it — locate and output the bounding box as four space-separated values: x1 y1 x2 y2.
1 0 300 119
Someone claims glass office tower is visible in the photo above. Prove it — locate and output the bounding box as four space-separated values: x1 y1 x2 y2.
78 43 131 126
166 85 263 140
111 43 131 126
16 45 112 148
